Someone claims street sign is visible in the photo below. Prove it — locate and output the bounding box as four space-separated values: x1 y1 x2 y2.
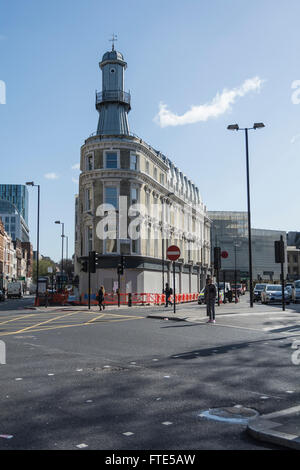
221 251 229 259
167 245 181 261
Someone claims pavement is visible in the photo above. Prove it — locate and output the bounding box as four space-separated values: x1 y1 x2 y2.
8 296 300 450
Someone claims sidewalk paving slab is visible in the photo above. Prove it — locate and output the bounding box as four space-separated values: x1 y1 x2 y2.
247 405 300 450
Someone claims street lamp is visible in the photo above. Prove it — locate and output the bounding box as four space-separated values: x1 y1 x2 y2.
227 122 265 307
26 181 40 306
55 221 65 273
162 192 174 292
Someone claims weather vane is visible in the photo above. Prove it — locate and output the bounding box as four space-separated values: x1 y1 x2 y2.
109 33 117 51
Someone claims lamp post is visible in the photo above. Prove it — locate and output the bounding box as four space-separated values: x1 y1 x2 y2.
55 221 64 273
26 182 40 306
227 123 265 307
162 192 174 293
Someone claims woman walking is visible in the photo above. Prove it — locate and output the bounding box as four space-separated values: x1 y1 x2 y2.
97 285 105 311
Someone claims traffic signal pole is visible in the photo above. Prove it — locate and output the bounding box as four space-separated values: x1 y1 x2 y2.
88 259 91 310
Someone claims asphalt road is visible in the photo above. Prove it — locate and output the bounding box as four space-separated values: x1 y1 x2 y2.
0 295 299 450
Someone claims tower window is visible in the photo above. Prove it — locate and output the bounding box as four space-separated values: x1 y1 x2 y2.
105 186 118 208
105 152 119 169
130 154 138 170
110 68 116 73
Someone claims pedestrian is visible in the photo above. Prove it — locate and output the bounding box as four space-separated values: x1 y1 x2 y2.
204 278 217 323
97 285 105 311
164 283 173 307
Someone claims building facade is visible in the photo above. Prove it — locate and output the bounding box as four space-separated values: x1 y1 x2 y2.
287 246 300 281
0 185 29 224
75 47 211 297
0 199 30 242
209 211 287 282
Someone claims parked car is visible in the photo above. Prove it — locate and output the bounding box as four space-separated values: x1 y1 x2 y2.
253 283 267 302
292 280 300 303
0 289 5 301
261 284 290 304
285 285 293 300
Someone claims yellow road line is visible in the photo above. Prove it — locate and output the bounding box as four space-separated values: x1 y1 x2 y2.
86 313 106 323
0 313 37 326
13 310 88 335
0 315 144 336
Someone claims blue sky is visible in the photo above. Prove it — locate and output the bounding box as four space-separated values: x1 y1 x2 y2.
1 0 300 261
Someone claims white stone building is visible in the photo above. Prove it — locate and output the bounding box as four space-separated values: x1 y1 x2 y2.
75 46 211 298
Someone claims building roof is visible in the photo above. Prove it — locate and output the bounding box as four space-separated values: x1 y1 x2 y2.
101 50 126 64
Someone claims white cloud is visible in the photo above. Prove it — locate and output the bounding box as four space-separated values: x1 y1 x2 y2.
291 134 300 144
44 172 59 180
154 76 265 128
71 163 80 170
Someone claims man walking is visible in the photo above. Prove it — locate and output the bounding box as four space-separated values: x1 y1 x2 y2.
164 283 173 307
205 278 217 323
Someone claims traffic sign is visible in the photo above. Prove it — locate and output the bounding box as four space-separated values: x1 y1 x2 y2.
167 245 181 261
221 251 229 259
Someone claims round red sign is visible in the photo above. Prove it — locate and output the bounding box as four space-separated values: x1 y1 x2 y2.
167 245 181 261
221 251 229 259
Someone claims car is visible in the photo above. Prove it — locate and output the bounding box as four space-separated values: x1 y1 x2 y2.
198 284 224 304
292 280 300 303
253 283 267 302
261 284 290 304
0 289 5 301
285 285 293 300
198 288 205 304
231 283 243 296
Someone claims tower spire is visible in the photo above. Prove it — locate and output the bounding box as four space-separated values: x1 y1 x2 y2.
109 33 117 51
95 46 131 136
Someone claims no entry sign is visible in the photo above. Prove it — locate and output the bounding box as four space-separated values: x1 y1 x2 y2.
221 251 229 259
167 245 181 261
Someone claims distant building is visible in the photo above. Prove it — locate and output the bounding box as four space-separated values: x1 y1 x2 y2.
209 211 287 282
0 199 29 242
0 185 29 224
287 232 300 249
287 246 300 281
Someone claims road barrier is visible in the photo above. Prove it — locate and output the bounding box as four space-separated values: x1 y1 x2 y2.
79 292 199 306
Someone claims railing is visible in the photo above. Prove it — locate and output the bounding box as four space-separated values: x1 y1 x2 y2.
78 292 199 306
96 90 131 106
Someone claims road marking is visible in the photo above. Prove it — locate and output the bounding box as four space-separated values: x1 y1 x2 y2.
0 313 144 336
86 313 106 324
13 310 83 334
0 313 37 326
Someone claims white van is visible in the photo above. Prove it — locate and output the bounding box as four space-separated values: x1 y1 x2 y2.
7 282 23 299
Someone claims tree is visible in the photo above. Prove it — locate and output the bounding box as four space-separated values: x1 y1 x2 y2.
59 258 74 280
32 259 58 283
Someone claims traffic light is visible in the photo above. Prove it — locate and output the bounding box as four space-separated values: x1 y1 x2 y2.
274 240 285 264
81 260 88 272
89 251 96 273
214 247 221 270
117 255 125 275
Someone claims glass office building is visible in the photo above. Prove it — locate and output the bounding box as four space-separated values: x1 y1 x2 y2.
209 211 287 282
0 185 29 225
0 199 29 242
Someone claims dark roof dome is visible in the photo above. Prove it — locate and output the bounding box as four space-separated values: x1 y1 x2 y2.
101 50 124 62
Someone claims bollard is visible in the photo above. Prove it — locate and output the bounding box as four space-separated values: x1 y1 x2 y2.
128 293 132 307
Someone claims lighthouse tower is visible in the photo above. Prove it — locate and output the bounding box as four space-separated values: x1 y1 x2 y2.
96 42 131 136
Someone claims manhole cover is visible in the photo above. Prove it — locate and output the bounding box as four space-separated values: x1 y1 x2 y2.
198 406 259 424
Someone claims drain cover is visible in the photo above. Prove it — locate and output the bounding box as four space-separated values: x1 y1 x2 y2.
198 406 259 424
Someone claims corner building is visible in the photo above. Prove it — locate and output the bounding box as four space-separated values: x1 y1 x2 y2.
75 47 211 297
